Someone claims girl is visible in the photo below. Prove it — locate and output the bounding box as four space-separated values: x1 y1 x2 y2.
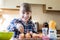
8 3 36 39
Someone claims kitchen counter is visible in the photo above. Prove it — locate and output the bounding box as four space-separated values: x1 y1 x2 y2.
10 38 60 40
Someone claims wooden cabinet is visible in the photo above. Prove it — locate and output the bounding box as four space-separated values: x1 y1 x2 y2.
0 0 5 8
19 0 45 4
1 0 60 11
46 0 60 11
4 0 45 8
4 0 18 8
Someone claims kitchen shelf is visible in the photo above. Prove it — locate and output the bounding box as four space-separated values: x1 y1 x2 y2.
0 8 19 10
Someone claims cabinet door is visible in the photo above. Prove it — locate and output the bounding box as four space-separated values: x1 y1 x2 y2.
46 0 60 10
4 0 18 8
0 0 5 8
4 0 46 8
19 0 46 4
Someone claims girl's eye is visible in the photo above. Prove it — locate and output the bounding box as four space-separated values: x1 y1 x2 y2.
23 13 25 14
22 12 25 14
27 13 29 14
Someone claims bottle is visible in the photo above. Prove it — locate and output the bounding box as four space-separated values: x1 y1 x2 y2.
42 22 49 36
49 20 57 40
42 27 48 36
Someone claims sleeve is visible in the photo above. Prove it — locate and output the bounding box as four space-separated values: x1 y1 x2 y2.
32 23 37 33
7 19 17 32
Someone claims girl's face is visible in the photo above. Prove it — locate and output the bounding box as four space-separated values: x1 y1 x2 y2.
20 10 31 22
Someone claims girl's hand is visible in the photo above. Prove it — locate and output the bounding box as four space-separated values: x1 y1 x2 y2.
16 23 24 33
32 33 38 38
20 26 24 33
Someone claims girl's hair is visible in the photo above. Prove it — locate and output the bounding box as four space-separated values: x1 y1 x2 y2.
20 3 32 21
28 16 32 21
20 3 31 12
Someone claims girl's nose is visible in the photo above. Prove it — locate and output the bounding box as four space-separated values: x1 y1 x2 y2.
24 13 28 17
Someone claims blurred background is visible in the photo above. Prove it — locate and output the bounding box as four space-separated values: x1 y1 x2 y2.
0 0 60 33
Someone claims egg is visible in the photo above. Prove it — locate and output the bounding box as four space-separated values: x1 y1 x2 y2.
25 33 31 39
19 33 24 39
38 33 43 38
32 33 38 38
